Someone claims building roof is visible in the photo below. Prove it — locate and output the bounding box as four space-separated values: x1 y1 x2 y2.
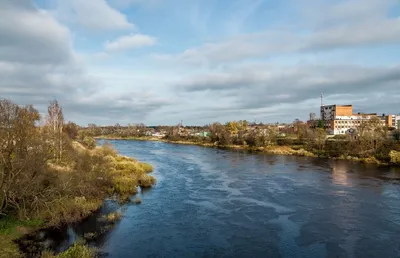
321 104 352 107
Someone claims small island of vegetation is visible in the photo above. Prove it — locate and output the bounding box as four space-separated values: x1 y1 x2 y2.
0 99 156 258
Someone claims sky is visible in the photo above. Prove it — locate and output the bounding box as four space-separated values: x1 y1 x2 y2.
1 0 400 126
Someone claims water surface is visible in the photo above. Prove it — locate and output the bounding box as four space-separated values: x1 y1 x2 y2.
73 140 400 257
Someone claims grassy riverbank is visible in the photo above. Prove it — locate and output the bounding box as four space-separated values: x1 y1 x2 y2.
96 135 400 166
96 136 318 156
0 141 156 257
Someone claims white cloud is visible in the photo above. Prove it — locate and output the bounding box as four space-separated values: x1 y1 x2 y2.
104 34 157 51
301 0 396 27
55 0 134 31
107 0 161 9
153 0 400 66
2 0 400 126
0 1 73 64
305 19 400 50
176 63 400 118
0 1 166 125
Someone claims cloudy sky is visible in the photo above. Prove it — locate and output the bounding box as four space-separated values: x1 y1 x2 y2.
1 0 400 126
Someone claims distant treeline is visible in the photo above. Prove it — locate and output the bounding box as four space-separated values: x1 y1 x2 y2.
82 119 400 165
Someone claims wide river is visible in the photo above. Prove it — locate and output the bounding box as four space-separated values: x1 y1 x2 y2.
90 140 400 257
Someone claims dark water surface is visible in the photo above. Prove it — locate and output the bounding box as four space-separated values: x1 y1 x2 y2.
46 140 400 257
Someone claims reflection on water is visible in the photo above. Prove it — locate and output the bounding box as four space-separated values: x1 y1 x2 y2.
48 140 400 258
331 162 352 186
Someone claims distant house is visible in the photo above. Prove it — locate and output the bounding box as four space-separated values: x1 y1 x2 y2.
199 131 210 137
152 132 165 138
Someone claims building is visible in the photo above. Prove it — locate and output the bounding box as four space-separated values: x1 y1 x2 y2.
393 115 400 130
320 104 393 135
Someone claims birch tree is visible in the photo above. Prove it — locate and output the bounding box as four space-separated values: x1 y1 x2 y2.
46 100 64 163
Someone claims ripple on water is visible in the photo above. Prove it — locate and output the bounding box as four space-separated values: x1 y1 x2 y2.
84 140 400 258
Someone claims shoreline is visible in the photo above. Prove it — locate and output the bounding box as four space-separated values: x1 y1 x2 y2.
96 136 394 166
0 142 156 258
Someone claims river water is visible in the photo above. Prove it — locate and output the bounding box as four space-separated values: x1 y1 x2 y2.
38 140 400 257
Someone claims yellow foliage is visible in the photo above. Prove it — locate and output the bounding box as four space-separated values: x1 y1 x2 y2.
112 176 138 195
389 150 400 164
140 163 154 173
264 146 315 157
138 174 156 188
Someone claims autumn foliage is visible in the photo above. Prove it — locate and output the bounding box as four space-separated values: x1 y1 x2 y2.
0 99 155 224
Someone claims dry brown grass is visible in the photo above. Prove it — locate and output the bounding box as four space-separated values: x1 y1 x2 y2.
264 146 316 157
41 198 103 227
103 211 122 223
138 174 157 188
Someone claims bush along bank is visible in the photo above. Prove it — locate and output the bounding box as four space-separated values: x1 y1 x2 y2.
0 99 156 258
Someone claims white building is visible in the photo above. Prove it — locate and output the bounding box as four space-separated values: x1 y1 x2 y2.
394 115 400 129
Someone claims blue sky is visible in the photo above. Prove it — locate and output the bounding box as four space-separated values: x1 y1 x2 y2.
1 0 400 125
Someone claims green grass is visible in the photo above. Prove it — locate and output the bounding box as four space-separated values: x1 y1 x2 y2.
0 216 43 235
0 216 44 258
42 243 95 258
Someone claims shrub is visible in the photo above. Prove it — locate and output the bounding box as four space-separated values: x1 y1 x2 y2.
276 137 294 146
140 163 153 173
138 174 156 188
361 156 380 164
389 150 400 164
82 137 96 150
104 211 122 223
41 198 102 227
112 176 138 196
55 243 95 258
83 232 97 240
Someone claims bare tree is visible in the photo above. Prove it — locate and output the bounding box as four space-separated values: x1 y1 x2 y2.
0 99 52 216
46 100 64 163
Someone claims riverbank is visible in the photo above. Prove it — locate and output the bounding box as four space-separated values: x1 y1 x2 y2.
96 136 400 166
0 141 156 258
96 136 318 156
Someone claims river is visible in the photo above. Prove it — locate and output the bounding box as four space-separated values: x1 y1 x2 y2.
34 140 400 257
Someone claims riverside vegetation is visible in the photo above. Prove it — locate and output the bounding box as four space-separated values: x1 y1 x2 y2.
83 120 400 166
0 99 156 257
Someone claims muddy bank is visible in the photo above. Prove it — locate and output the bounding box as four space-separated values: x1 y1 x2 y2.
15 198 130 257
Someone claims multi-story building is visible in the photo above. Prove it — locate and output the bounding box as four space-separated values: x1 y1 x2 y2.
319 105 394 135
393 115 400 130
